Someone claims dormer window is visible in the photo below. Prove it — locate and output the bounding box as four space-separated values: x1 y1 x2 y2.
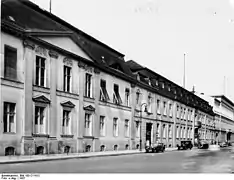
156 80 159 86
168 85 171 91
162 82 164 89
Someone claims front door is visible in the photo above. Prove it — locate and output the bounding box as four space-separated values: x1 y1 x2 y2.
146 123 152 146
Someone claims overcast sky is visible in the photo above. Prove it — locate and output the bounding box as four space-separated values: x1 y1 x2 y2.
32 0 234 102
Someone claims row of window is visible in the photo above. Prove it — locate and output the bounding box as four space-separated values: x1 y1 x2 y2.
3 45 131 107
2 102 131 137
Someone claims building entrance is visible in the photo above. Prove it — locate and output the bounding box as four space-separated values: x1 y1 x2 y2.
146 123 152 146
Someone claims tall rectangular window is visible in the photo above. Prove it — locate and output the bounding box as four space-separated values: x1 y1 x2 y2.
163 124 166 138
34 106 46 134
100 80 109 102
85 113 92 136
163 102 167 115
35 56 46 87
136 121 140 137
3 102 16 133
113 118 118 136
176 106 179 118
100 116 105 136
156 123 160 138
62 110 71 135
124 119 130 137
63 66 71 92
136 91 140 105
125 88 130 106
85 73 92 98
183 127 186 138
180 126 183 138
147 94 152 113
168 125 172 138
184 108 186 120
113 84 122 104
157 100 160 114
169 104 172 117
4 45 17 80
181 107 183 119
176 126 179 138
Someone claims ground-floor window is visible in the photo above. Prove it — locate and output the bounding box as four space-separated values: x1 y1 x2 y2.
5 147 15 156
114 145 118 151
136 144 139 149
125 144 129 150
100 145 105 152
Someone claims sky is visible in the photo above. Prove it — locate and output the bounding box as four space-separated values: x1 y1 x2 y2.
32 0 234 102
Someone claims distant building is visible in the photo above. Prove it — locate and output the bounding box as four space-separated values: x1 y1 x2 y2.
0 0 215 156
195 93 234 143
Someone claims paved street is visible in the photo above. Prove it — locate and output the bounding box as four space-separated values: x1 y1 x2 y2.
0 148 233 173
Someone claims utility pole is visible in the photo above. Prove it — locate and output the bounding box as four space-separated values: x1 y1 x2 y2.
49 0 52 13
223 76 226 96
183 53 186 89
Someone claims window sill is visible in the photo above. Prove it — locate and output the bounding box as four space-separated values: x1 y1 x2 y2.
56 90 79 100
157 112 161 115
32 134 49 138
33 85 50 93
84 96 95 103
1 77 24 89
61 134 74 138
83 135 96 139
3 132 16 135
99 101 131 111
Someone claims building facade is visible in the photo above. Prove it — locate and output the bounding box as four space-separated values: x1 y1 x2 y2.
197 94 234 144
1 0 215 156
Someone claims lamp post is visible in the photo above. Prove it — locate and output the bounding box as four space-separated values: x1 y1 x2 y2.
139 103 147 151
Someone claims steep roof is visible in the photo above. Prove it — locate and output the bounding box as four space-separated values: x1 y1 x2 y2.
1 0 135 76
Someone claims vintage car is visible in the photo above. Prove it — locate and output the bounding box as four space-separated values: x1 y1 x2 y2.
198 143 209 149
145 143 165 153
219 142 229 147
177 141 193 150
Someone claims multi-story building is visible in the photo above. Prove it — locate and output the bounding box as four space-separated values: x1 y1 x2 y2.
126 61 215 149
0 0 215 156
196 93 234 144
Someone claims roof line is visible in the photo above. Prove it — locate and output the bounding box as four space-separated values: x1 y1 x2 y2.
19 0 125 57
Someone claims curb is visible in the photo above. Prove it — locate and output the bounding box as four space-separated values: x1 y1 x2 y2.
0 148 178 165
0 151 144 165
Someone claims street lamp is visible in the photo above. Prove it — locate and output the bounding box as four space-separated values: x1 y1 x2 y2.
140 103 146 151
139 103 152 151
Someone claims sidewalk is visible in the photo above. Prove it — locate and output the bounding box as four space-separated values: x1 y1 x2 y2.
0 148 177 164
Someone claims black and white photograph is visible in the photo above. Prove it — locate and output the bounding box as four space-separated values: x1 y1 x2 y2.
0 0 234 176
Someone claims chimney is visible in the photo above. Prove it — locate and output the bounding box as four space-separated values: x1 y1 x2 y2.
191 85 195 94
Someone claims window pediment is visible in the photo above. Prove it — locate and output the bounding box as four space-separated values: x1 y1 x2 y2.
61 101 75 108
32 95 50 104
83 105 95 111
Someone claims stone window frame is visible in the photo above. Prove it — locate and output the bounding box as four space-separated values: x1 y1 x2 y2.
113 117 119 137
3 102 16 133
99 115 106 137
4 44 18 81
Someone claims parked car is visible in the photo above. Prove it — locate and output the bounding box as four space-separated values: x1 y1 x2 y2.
219 142 228 147
145 143 165 153
177 141 193 150
198 143 209 149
